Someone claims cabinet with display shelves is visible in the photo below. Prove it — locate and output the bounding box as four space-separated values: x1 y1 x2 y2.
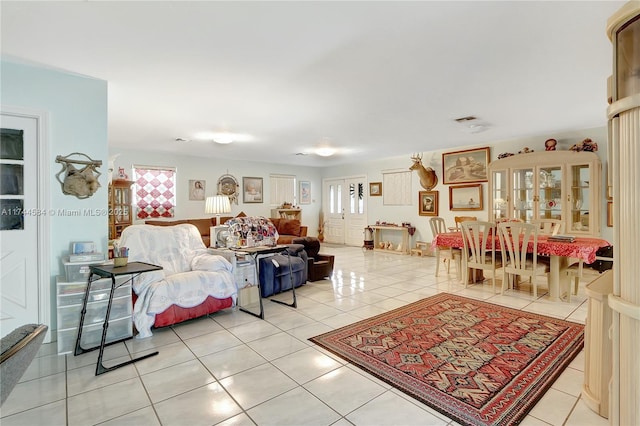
108 179 133 239
489 151 601 236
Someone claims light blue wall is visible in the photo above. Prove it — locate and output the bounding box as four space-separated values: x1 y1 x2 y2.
112 149 323 235
1 60 108 305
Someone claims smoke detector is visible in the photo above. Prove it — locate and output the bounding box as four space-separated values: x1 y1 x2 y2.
454 116 488 134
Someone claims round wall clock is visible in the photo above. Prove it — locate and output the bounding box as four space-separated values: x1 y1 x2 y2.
217 174 239 204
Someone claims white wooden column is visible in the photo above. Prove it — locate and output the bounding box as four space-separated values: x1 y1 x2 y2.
607 3 640 425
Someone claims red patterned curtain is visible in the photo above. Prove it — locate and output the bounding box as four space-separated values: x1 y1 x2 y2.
133 166 176 219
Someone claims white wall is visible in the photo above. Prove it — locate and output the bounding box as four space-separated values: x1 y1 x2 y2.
112 149 323 234
321 126 612 247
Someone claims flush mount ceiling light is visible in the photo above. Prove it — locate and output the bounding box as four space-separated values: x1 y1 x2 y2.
193 132 253 144
315 147 337 157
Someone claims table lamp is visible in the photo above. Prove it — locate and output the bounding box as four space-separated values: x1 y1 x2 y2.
205 195 231 226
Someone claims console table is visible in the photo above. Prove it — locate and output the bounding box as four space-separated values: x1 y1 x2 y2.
370 225 411 255
74 261 162 375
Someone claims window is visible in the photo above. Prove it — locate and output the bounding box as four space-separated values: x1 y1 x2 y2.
270 174 296 206
382 170 412 205
132 165 176 219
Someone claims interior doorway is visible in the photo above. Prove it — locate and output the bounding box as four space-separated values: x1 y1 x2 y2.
0 107 50 340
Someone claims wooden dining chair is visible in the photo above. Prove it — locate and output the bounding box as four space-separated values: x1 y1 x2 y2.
450 216 478 231
497 222 549 298
429 217 461 280
460 221 500 293
565 246 613 301
531 218 564 235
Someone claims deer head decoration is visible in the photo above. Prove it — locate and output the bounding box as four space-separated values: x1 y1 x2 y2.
409 153 438 191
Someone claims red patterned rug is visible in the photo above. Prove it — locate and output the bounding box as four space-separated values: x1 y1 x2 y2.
309 293 584 426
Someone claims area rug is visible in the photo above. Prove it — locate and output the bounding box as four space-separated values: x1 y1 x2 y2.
309 293 584 426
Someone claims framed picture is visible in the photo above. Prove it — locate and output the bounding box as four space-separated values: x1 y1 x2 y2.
189 179 206 200
369 182 382 196
242 177 263 203
442 147 490 184
299 181 311 204
418 191 438 216
449 184 483 211
607 201 613 227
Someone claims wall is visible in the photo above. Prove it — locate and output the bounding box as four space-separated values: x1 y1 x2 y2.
112 148 323 233
321 126 612 247
1 59 108 321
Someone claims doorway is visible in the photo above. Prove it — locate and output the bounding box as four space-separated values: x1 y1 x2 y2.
0 107 50 340
322 176 367 246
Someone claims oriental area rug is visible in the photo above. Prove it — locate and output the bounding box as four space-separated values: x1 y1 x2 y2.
309 293 584 426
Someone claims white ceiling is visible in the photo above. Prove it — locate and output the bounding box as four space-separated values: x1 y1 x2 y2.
0 1 625 167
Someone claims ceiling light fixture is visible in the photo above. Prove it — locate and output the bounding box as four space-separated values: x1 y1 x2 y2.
212 133 234 144
316 147 336 157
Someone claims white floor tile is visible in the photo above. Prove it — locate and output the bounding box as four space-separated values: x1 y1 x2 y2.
0 372 66 417
219 363 298 409
247 386 341 426
0 400 66 426
199 344 267 379
346 390 447 426
141 359 215 403
271 346 342 384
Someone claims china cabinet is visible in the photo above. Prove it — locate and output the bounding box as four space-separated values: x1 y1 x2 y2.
108 179 133 239
489 151 601 236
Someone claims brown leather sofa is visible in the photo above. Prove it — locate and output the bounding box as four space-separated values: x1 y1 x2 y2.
269 218 308 244
145 214 307 246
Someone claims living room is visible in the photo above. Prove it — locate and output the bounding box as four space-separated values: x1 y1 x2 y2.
2 1 639 425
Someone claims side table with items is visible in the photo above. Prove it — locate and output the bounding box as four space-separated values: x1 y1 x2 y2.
208 247 259 311
74 261 162 375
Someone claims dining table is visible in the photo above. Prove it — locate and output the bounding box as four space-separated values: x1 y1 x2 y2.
432 232 611 302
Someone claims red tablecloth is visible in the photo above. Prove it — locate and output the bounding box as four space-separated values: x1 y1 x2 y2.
433 232 610 264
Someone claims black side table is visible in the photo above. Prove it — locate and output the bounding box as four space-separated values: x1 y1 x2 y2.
230 245 297 319
74 261 162 375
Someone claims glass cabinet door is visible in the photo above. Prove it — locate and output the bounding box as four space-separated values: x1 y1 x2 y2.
569 163 592 233
511 167 534 222
491 169 508 221
538 165 563 221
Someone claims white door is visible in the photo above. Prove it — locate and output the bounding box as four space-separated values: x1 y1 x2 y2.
323 178 345 244
344 177 367 246
1 109 49 339
323 176 367 246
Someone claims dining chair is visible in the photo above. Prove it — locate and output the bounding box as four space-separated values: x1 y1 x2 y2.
460 221 500 293
449 216 478 231
531 218 564 235
565 247 613 301
497 222 549 298
429 217 461 280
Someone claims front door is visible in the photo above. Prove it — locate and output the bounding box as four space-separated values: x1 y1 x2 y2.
322 176 367 246
1 109 48 338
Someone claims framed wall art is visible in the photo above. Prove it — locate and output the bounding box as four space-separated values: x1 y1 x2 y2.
418 191 438 216
442 147 490 184
299 181 311 204
243 176 263 203
217 173 239 204
449 184 483 211
189 180 206 200
369 182 382 196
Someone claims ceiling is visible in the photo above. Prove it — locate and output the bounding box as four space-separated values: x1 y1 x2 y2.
0 1 625 167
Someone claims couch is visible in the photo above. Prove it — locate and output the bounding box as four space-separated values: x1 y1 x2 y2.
119 224 237 338
145 214 307 246
269 218 308 244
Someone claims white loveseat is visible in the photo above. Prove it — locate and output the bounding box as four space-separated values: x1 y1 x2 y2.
119 224 237 338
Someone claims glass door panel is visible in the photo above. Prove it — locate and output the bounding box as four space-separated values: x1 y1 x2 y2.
512 167 534 222
492 169 508 221
538 166 562 220
570 164 591 232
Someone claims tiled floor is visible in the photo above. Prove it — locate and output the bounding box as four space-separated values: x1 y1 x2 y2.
1 245 610 425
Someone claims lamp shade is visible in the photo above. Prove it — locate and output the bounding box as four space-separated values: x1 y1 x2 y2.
205 195 231 215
